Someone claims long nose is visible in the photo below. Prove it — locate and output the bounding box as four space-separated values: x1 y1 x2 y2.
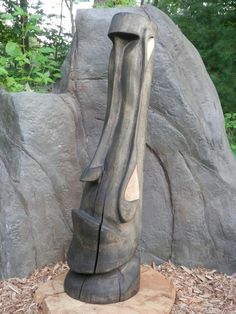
80 37 129 182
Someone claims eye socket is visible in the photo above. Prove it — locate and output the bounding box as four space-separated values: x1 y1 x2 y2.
108 32 140 42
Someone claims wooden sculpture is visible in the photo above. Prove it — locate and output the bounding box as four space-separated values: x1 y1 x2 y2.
64 12 157 304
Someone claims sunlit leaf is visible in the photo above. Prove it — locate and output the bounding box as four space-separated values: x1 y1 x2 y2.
12 5 27 17
39 47 55 54
5 42 22 57
29 14 42 21
0 13 14 20
0 67 8 76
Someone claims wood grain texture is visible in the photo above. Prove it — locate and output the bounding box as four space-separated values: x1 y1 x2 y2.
65 12 157 303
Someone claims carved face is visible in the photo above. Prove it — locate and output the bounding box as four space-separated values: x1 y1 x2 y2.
67 12 157 275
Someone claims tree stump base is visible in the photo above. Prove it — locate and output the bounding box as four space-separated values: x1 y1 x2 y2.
34 266 176 314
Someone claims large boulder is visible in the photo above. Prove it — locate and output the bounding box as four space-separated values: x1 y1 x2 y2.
58 5 236 273
0 92 87 279
1 5 236 278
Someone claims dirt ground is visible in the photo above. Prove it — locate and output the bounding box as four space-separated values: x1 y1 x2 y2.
0 261 236 313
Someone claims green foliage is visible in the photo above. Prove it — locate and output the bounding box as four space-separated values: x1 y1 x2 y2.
94 0 136 8
0 1 71 92
5 42 22 57
154 0 236 114
154 0 236 155
224 113 236 156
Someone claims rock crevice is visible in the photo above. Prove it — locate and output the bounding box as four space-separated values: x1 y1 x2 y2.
1 5 236 278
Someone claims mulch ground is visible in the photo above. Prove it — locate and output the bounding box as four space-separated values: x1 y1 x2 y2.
0 261 236 313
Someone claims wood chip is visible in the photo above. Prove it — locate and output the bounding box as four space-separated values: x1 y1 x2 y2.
0 261 69 314
196 274 206 282
181 266 192 275
7 283 21 294
151 261 156 270
0 261 236 314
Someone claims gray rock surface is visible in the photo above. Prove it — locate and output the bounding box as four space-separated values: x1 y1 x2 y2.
0 91 88 279
58 5 236 273
1 5 236 278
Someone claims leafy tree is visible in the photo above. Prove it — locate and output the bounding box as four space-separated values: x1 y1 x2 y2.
154 0 236 155
225 112 236 155
65 0 75 35
0 0 72 92
154 0 236 114
94 0 136 8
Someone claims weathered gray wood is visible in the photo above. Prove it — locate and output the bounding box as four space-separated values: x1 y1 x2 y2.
64 12 157 303
64 254 140 304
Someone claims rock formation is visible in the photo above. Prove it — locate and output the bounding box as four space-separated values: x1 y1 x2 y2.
1 5 236 279
59 5 236 274
0 92 84 279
